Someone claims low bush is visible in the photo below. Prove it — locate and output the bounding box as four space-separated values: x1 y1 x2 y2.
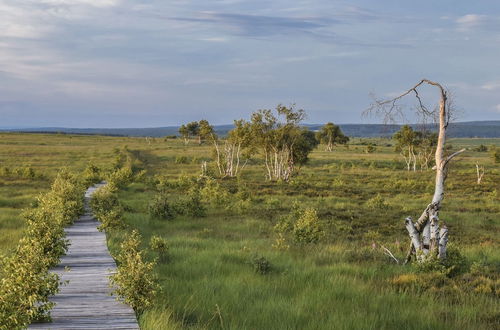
150 235 169 262
293 208 324 244
82 162 101 186
110 230 158 314
275 204 324 245
91 185 125 231
366 194 389 210
0 171 84 328
252 256 271 275
107 166 133 189
148 193 175 220
200 178 230 207
175 156 189 164
176 187 206 217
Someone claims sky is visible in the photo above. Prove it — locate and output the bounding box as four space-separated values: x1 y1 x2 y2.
1 0 500 128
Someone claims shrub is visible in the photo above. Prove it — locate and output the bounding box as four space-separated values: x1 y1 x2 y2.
473 144 488 152
150 235 169 262
91 185 120 220
177 187 206 217
0 171 83 328
200 178 230 206
365 144 376 153
149 193 175 220
175 156 189 164
107 166 133 189
272 233 290 251
91 185 125 231
110 230 158 314
292 208 324 244
252 256 271 275
83 162 101 186
366 194 389 210
491 147 500 163
414 244 468 277
97 207 125 232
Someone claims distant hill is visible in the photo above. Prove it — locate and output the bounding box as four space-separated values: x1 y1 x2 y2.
2 121 499 138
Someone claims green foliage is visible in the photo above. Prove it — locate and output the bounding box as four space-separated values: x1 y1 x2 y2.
0 172 83 328
490 147 500 163
174 155 189 164
149 235 169 262
107 166 133 189
316 122 349 151
365 144 376 153
292 208 324 244
414 244 469 278
473 144 488 152
110 230 158 314
174 187 206 218
82 162 101 186
91 185 125 231
252 256 271 275
366 194 389 210
247 104 317 180
0 165 41 179
148 193 175 220
200 178 230 206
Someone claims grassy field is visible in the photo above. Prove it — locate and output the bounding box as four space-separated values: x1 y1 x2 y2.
1 133 499 329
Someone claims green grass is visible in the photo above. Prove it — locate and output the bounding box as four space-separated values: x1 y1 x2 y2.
1 133 499 329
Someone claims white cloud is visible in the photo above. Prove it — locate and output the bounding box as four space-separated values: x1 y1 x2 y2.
456 14 487 30
480 82 500 91
495 104 500 113
40 0 120 8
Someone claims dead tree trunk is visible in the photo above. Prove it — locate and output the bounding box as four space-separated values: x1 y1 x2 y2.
476 163 484 184
367 79 466 263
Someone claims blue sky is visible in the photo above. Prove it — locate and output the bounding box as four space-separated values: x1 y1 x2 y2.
1 0 499 127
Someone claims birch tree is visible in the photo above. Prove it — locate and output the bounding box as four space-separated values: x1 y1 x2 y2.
316 122 349 151
249 104 317 181
179 125 190 145
199 119 253 178
367 79 466 263
393 125 419 171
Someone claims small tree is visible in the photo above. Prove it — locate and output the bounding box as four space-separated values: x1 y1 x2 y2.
110 230 157 314
418 132 438 170
316 122 348 151
249 104 316 181
393 125 420 171
367 79 466 263
178 124 190 145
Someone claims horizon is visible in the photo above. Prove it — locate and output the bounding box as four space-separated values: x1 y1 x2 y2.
2 119 499 131
1 1 500 127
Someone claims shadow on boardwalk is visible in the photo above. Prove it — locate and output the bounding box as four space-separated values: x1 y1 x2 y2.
29 184 139 329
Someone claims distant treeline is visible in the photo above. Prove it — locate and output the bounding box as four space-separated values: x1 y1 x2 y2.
2 121 499 138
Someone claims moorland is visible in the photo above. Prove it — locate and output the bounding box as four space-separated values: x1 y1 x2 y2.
0 131 498 329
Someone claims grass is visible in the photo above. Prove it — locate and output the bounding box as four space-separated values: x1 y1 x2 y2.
1 132 499 329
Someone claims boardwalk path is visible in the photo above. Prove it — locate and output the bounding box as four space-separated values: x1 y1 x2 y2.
29 184 139 329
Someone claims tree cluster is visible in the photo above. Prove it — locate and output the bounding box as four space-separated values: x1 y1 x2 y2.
393 125 438 171
181 104 323 181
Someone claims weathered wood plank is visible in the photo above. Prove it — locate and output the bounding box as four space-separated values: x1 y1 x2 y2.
29 184 139 330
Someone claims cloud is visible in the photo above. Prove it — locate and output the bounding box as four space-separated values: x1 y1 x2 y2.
495 104 500 113
167 12 333 38
454 14 500 32
40 0 120 8
480 82 500 91
456 14 486 27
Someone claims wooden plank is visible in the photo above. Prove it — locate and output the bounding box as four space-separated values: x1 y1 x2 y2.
29 184 139 330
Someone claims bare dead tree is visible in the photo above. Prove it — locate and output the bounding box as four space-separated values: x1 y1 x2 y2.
366 79 466 263
475 163 485 184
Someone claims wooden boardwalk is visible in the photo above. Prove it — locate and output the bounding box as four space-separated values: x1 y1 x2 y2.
29 184 139 329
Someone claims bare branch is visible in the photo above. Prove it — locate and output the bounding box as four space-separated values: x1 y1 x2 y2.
444 148 466 166
380 245 400 264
